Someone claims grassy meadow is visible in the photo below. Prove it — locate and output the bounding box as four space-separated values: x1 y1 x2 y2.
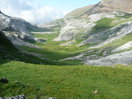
0 61 132 99
1 15 132 99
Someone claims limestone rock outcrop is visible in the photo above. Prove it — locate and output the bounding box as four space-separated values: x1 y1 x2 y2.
54 0 132 66
0 11 37 46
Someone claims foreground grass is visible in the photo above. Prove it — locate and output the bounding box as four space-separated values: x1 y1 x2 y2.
0 61 132 99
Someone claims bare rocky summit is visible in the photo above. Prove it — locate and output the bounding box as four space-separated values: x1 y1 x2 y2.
82 0 132 17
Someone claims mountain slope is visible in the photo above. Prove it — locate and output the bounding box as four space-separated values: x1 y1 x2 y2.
65 0 132 18
0 31 51 64
66 5 93 18
53 0 132 66
0 31 19 60
82 0 132 17
55 0 132 42
0 11 38 46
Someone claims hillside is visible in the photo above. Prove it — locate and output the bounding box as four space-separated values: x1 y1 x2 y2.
0 0 132 98
65 0 132 18
0 31 18 60
66 5 93 18
0 30 132 98
82 0 132 17
0 31 52 65
54 0 132 66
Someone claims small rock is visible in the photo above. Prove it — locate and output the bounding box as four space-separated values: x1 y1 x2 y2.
13 81 21 84
93 90 98 94
0 78 9 84
2 95 26 99
48 97 56 99
35 38 47 43
15 95 26 99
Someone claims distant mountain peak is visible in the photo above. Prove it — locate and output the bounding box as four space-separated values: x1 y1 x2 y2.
101 0 132 12
66 0 132 18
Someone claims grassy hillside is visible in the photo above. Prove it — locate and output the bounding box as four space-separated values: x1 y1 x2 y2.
1 31 132 99
0 61 132 99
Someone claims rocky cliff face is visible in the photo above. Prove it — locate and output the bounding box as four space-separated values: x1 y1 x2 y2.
54 0 132 66
0 11 34 33
55 0 132 42
0 11 37 46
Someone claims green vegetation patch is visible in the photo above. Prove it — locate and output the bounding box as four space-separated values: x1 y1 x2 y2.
91 18 113 34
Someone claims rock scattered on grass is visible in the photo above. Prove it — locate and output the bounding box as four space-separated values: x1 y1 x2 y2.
93 90 98 94
0 95 26 99
48 97 56 99
0 78 9 84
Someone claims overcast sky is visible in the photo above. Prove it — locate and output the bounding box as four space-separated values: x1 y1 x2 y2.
0 0 100 24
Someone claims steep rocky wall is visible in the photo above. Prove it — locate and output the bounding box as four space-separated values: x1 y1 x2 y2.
0 11 36 45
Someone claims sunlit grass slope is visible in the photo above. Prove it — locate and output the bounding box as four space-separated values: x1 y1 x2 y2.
0 61 132 99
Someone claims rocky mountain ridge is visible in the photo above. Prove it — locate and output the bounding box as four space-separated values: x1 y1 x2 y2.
0 11 39 47
81 0 132 17
53 0 132 66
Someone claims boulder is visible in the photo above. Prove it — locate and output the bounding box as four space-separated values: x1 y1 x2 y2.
48 97 56 99
0 78 9 84
84 50 132 66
